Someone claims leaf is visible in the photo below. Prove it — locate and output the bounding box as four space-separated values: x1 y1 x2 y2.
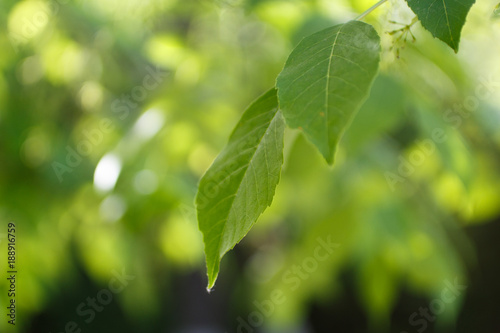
276 21 380 165
493 2 500 19
406 0 476 52
196 88 285 290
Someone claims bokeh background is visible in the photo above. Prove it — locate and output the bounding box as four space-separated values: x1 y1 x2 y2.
1 0 500 332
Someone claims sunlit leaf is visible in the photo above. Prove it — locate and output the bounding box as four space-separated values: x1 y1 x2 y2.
196 88 285 290
276 21 381 164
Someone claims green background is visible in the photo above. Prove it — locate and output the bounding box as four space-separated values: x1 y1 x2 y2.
1 0 500 332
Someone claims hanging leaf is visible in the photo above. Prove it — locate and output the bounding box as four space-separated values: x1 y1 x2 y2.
196 88 285 290
276 21 381 164
406 0 476 52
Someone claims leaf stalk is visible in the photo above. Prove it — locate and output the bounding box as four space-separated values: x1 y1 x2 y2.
355 0 389 21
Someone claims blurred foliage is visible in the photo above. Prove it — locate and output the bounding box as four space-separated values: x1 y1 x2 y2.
1 0 500 332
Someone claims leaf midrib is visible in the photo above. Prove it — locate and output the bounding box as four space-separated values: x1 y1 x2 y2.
324 24 345 155
441 0 456 49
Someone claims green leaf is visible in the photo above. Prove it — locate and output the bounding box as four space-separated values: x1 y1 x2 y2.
196 88 285 290
493 3 500 19
276 20 380 165
406 0 476 52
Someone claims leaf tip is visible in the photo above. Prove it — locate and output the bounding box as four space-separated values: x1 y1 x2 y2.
323 154 335 166
206 275 217 292
319 146 336 166
205 255 220 292
446 39 460 53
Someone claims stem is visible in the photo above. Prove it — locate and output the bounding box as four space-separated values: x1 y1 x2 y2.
355 0 389 21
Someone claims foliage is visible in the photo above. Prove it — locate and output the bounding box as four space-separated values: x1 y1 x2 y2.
197 0 480 288
1 0 500 331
